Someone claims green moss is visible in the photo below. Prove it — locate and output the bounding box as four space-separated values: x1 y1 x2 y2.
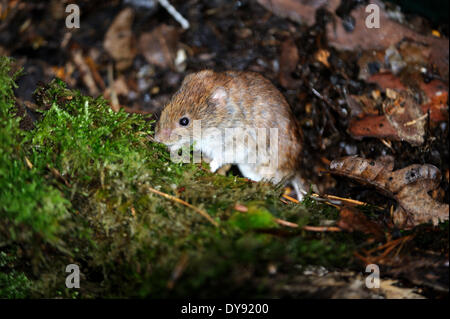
0 57 383 298
229 202 279 230
0 58 71 248
0 251 32 298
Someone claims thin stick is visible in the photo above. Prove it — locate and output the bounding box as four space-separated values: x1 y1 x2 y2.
233 204 340 231
274 218 299 228
107 63 120 112
282 194 299 203
24 156 33 169
299 193 382 210
282 194 340 209
167 253 189 289
319 194 368 206
404 113 428 126
303 226 341 232
147 186 218 227
158 0 190 30
380 138 395 153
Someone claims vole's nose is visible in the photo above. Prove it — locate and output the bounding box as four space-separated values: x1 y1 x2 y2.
155 128 171 143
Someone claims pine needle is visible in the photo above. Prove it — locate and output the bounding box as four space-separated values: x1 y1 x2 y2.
147 186 218 227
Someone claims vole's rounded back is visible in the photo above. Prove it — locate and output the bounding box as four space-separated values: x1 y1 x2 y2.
155 70 306 199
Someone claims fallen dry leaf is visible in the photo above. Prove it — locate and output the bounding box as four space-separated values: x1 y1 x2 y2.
315 49 330 68
329 156 449 228
103 7 136 71
257 0 334 27
139 24 180 70
382 90 425 146
367 73 448 123
257 0 448 81
348 90 426 145
325 0 449 82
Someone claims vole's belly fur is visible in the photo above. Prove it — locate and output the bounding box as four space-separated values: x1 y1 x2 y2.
195 126 305 199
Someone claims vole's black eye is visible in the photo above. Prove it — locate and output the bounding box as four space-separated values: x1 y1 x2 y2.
179 117 190 126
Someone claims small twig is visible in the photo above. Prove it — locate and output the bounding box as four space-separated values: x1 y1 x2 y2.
24 156 33 169
47 164 71 188
365 235 413 255
282 194 299 203
274 218 299 228
158 0 190 30
235 204 298 228
167 253 189 289
282 193 341 209
234 204 248 212
72 50 100 96
86 56 106 90
302 225 341 232
404 113 428 127
233 204 341 231
311 87 346 119
356 234 415 265
316 193 381 208
282 193 383 210
380 138 395 153
107 63 120 112
147 186 218 227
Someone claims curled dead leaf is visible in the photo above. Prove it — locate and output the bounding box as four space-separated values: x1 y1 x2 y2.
329 156 449 229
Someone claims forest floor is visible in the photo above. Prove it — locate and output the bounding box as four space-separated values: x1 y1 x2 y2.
0 0 448 298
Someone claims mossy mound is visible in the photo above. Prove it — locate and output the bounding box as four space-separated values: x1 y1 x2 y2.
0 57 368 298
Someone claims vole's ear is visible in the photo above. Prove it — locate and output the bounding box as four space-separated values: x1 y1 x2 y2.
182 70 214 85
181 73 195 85
209 87 228 108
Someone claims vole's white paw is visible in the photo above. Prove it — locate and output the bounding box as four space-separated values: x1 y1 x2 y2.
292 178 308 202
209 159 221 173
296 191 305 202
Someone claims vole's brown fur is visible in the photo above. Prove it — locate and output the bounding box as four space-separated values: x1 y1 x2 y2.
155 70 306 198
